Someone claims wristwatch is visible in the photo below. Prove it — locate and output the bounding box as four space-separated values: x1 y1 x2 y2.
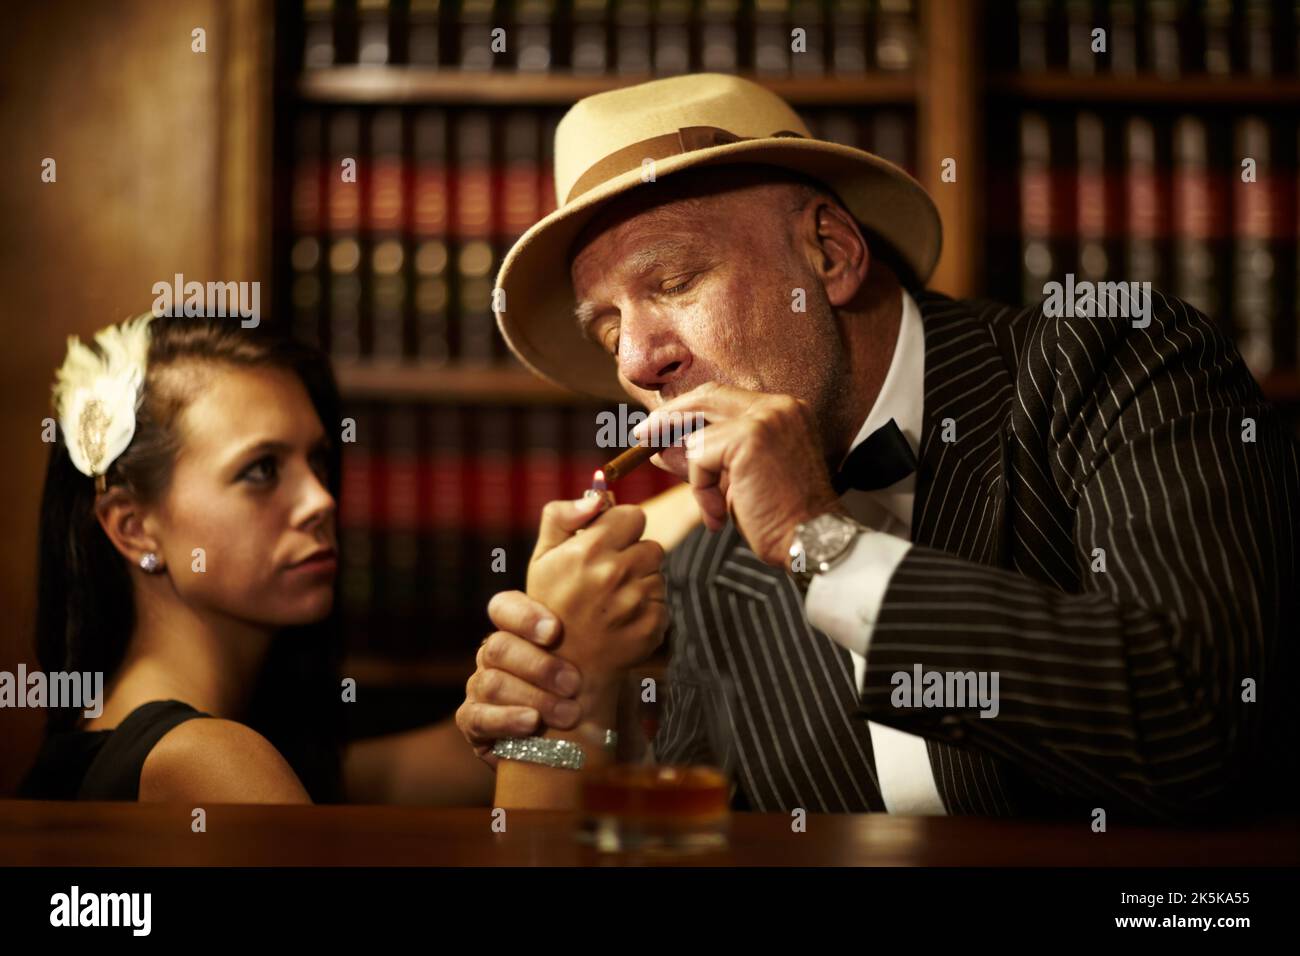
788 512 865 592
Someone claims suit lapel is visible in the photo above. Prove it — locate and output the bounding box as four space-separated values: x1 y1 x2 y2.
911 292 1017 568
703 526 888 812
906 293 1025 814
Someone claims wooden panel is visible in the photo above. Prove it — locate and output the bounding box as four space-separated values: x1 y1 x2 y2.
990 73 1300 104
0 0 248 794
217 0 274 287
334 363 586 403
917 0 982 297
2 801 1295 865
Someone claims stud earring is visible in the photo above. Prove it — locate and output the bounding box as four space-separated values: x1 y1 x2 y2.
139 552 162 574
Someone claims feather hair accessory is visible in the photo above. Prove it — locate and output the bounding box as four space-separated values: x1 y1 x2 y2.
51 313 155 490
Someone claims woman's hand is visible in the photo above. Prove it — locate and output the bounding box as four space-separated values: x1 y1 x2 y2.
526 496 668 715
457 590 584 768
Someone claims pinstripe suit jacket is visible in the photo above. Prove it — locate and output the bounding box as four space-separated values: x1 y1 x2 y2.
655 289 1299 823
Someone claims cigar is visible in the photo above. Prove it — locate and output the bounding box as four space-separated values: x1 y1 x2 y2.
598 414 707 483
598 443 660 482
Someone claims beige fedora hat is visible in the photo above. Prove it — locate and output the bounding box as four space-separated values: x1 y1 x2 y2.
493 72 941 401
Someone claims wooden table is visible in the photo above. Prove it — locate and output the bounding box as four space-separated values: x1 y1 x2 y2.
2 801 1296 866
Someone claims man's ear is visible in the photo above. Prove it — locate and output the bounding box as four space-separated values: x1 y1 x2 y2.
94 488 161 569
799 199 871 308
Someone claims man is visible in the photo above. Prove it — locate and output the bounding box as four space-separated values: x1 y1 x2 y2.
457 73 1298 822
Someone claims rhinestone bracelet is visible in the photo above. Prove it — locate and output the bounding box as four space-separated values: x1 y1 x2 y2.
492 731 618 771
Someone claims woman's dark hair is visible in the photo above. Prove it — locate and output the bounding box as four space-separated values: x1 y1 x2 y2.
34 315 346 802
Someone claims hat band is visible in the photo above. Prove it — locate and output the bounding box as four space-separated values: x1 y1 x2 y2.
565 125 807 205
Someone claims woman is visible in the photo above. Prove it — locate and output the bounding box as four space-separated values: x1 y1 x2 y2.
20 312 666 804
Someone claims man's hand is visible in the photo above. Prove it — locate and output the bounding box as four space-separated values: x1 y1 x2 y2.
634 382 846 566
456 590 585 768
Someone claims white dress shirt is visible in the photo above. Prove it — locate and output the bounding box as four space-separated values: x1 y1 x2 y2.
803 288 946 815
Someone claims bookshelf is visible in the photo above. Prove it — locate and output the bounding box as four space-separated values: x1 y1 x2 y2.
983 0 1300 407
334 362 580 401
267 1 1300 690
299 65 918 103
989 73 1300 104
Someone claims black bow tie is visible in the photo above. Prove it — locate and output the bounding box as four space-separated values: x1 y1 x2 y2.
831 418 918 495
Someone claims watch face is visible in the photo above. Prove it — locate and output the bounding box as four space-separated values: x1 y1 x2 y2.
803 514 859 568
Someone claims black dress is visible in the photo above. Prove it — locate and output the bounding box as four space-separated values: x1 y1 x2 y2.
18 700 212 800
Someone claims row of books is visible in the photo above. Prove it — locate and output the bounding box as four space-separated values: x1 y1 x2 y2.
995 0 1300 77
285 104 915 364
990 108 1300 377
300 0 918 74
337 402 681 656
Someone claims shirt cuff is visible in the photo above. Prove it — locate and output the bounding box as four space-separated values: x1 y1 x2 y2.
804 529 911 658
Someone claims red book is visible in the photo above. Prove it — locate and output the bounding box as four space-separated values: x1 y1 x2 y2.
1202 0 1231 75
469 408 515 622
830 0 868 75
874 0 917 72
516 0 555 72
1124 116 1166 289
459 0 495 71
454 111 496 363
753 0 789 75
368 109 406 361
819 110 860 149
291 112 324 348
654 0 692 75
1108 0 1137 75
426 406 467 637
1075 111 1110 283
471 408 514 535
339 405 376 655
871 111 913 177
571 0 610 74
1145 0 1182 78
412 110 451 365
302 0 335 69
700 0 739 72
382 406 421 653
501 111 542 367
293 112 324 235
327 110 363 362
357 0 391 65
1019 112 1055 307
614 0 652 75
522 406 566 531
407 0 440 66
1231 117 1277 378
501 111 541 240
539 111 561 218
1172 116 1228 329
